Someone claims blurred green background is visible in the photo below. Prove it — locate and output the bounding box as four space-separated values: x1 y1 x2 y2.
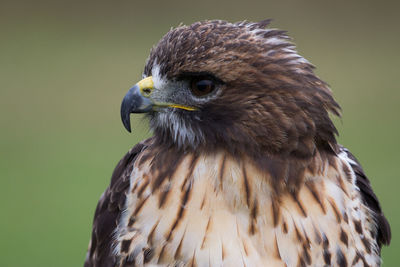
0 0 398 266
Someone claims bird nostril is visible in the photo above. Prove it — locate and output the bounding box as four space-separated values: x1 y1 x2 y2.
142 88 152 96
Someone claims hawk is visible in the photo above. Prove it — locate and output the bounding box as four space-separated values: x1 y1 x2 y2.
85 20 391 267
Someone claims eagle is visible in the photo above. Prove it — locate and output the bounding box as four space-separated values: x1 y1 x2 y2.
85 20 391 267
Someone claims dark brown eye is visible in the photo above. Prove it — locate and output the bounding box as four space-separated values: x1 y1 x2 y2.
190 79 215 97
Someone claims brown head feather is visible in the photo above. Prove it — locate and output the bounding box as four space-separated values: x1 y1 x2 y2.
144 20 340 160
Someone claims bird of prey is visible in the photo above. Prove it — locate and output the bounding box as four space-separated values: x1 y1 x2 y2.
85 20 391 267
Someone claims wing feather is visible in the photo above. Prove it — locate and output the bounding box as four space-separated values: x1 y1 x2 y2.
340 146 391 248
84 139 150 267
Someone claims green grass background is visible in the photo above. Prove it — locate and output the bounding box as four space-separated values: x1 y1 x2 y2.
0 0 398 266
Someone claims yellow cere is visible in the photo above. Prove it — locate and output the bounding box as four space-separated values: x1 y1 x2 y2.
137 76 154 93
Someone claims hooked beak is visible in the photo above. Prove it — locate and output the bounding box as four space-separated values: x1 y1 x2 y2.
120 77 154 132
120 76 197 133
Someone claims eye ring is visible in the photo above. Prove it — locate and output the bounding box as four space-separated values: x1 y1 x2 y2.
190 78 216 97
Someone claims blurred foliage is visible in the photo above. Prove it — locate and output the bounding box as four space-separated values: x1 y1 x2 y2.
0 0 398 266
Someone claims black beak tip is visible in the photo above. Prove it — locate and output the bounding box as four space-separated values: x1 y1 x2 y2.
121 109 132 133
120 99 133 133
123 119 132 133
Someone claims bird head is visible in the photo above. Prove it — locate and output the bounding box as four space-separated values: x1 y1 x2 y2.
121 20 341 158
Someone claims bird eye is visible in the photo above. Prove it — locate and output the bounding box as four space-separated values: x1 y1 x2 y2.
190 79 215 97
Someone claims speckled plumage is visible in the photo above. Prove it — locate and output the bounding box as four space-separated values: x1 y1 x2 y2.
85 20 390 267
